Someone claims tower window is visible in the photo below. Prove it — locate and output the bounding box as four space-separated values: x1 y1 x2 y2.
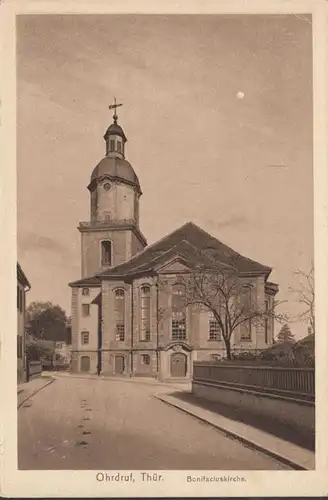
101 240 112 266
117 141 122 153
110 139 115 151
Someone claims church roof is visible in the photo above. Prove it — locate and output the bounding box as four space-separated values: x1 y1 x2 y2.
69 275 101 287
98 221 272 279
90 156 141 191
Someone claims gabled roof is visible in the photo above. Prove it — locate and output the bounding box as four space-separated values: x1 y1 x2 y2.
92 292 102 305
98 221 272 279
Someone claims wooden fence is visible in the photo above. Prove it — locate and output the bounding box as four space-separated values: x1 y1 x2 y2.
193 362 315 401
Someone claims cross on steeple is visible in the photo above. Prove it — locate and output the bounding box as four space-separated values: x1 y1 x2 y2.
108 97 123 123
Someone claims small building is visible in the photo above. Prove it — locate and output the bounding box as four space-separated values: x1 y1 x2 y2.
53 341 71 369
17 263 31 383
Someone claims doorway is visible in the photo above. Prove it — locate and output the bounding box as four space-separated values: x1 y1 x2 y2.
170 352 187 377
115 355 125 374
80 356 90 372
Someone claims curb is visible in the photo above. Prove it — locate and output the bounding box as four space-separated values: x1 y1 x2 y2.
155 395 310 471
54 372 190 391
18 377 56 409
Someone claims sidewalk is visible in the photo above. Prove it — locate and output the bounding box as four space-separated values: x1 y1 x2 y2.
52 370 191 392
18 375 55 408
155 393 315 471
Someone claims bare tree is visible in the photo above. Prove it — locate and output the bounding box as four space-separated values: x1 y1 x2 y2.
177 255 286 360
290 263 315 335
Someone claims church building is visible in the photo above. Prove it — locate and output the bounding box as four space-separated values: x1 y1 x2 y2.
69 105 278 380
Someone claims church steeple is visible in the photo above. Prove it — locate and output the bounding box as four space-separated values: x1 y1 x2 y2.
78 100 147 278
103 98 127 159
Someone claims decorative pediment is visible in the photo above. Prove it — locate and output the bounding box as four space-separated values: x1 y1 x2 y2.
163 341 193 352
155 257 192 275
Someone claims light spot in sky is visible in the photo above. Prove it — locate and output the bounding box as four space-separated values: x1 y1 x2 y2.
236 91 245 99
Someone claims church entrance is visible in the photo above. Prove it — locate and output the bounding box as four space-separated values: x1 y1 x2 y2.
170 352 187 378
115 355 125 374
80 356 90 372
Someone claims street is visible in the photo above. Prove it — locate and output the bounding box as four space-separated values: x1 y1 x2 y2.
18 376 291 470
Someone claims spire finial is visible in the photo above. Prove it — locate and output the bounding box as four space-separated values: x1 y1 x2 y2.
108 97 123 124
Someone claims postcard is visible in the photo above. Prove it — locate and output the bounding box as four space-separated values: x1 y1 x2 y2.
1 0 328 497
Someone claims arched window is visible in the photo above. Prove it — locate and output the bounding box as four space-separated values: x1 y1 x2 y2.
240 285 252 341
171 283 186 340
208 312 221 340
101 240 112 266
140 285 151 341
115 289 125 341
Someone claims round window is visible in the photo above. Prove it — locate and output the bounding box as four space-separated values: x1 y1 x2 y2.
103 183 111 191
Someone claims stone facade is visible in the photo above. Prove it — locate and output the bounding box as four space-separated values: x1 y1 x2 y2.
69 112 278 380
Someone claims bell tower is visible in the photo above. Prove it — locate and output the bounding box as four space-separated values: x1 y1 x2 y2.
78 100 147 278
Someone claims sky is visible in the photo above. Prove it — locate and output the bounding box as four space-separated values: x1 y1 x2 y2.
17 14 313 339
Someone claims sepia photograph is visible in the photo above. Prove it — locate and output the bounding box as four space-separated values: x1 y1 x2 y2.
2 1 328 497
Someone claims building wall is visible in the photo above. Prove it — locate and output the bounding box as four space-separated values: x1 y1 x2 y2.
94 179 136 222
265 292 275 344
54 342 71 365
101 280 132 375
17 281 27 383
71 272 274 377
255 276 266 348
131 276 158 377
70 285 100 373
131 230 146 256
81 229 129 278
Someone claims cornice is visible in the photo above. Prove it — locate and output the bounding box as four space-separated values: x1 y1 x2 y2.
87 174 142 195
77 221 147 247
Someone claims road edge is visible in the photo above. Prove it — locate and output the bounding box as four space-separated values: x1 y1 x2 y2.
18 377 56 409
155 394 311 471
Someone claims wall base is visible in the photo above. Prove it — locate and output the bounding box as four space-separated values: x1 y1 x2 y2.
192 381 315 441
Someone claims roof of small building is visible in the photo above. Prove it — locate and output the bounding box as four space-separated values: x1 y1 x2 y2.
97 221 272 279
90 156 140 191
17 262 31 288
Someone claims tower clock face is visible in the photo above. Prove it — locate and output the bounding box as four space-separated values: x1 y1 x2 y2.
103 182 111 191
